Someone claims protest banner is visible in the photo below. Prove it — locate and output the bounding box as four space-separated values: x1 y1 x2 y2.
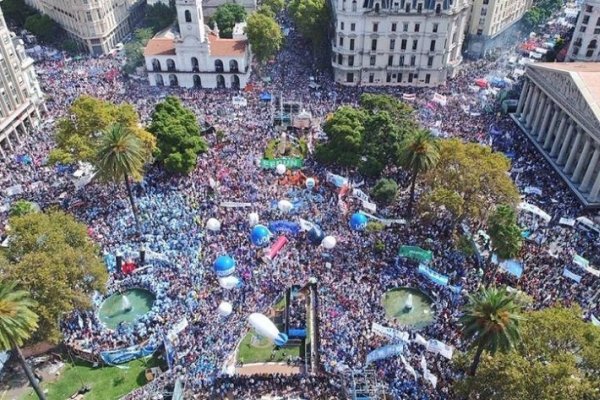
260 157 303 169
366 344 404 364
418 264 449 286
371 322 409 342
100 343 156 365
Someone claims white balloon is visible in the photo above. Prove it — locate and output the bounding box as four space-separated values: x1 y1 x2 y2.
278 199 293 213
218 276 240 290
276 164 287 175
248 212 259 226
206 218 221 231
248 313 281 342
217 301 233 317
321 235 337 249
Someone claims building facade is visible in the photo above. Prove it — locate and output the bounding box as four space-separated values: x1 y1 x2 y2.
511 63 600 207
143 0 251 89
23 0 145 55
0 7 44 159
567 0 600 61
330 0 471 87
466 0 532 58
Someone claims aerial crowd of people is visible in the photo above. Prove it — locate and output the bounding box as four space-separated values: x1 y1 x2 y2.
0 7 599 400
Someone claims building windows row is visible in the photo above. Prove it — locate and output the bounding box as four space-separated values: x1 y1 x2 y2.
338 20 439 34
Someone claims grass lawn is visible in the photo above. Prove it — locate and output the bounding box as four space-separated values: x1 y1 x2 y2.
237 333 300 364
23 356 163 400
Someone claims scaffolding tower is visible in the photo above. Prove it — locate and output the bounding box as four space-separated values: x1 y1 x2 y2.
343 368 387 400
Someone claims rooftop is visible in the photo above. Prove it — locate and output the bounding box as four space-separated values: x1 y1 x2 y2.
207 33 247 57
143 38 176 56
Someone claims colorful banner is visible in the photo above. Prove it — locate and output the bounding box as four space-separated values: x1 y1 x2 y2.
268 220 301 235
352 188 370 203
362 200 377 213
399 246 433 263
100 344 156 365
418 264 449 286
298 218 314 231
260 158 303 169
414 333 428 347
563 267 582 283
366 344 404 364
220 201 252 208
499 259 524 278
371 322 409 342
266 236 288 260
420 355 438 388
400 355 417 380
326 172 348 188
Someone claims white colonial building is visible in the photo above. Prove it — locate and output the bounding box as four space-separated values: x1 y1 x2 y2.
512 63 600 207
143 0 251 89
330 0 471 87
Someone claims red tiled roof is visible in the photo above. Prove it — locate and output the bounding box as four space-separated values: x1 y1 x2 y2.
144 38 176 56
208 33 247 57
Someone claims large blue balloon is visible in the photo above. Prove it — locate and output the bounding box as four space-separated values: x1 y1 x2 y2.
214 255 236 277
250 225 271 247
307 226 325 245
349 213 368 231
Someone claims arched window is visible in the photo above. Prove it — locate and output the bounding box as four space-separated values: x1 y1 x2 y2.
155 75 164 86
589 39 597 49
152 59 161 72
193 75 202 88
229 59 238 72
169 74 178 87
185 10 192 23
216 74 225 88
230 75 240 89
166 59 176 72
191 57 199 72
214 59 224 72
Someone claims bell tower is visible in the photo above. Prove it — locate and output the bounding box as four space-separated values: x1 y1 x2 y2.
176 0 206 42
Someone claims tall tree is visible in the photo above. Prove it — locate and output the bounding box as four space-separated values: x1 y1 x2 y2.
246 12 283 64
212 4 247 38
314 106 365 167
487 204 522 260
96 123 150 234
24 14 59 43
460 287 524 376
288 0 329 59
3 211 107 343
454 305 600 399
261 0 285 14
420 139 519 228
397 130 440 217
0 0 37 27
0 282 45 400
149 96 208 174
144 2 176 33
123 28 154 74
50 96 156 165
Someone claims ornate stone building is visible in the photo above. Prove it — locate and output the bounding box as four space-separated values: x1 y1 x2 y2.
143 0 251 89
567 0 600 62
24 0 145 55
0 7 44 159
511 63 600 207
330 0 472 87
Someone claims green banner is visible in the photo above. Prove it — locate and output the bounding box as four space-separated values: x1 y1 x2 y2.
260 157 303 169
398 245 433 263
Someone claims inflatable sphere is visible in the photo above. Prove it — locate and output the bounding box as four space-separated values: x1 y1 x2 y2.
214 255 236 277
307 225 325 245
217 301 233 316
251 225 271 247
276 164 287 175
206 218 221 232
218 276 240 290
278 200 293 213
305 177 316 189
349 213 368 231
321 236 337 249
248 212 260 227
248 313 288 346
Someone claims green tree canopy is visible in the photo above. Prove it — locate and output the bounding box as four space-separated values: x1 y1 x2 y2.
261 0 285 14
2 211 107 343
24 14 59 43
371 178 398 206
488 204 523 259
212 4 247 38
460 286 524 376
50 96 156 165
315 106 365 167
288 0 329 57
0 0 37 27
123 28 154 74
9 200 37 218
149 96 208 174
420 138 519 227
246 12 283 64
455 305 600 399
144 2 176 33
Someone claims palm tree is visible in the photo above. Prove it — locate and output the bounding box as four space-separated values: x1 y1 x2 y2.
96 123 147 234
460 287 524 376
397 129 440 218
0 281 46 400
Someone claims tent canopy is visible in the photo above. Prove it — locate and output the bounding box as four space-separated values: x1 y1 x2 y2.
260 92 272 101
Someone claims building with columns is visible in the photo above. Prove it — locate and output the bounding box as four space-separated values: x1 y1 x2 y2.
0 6 44 159
330 0 472 87
511 63 600 207
566 0 600 62
143 0 251 89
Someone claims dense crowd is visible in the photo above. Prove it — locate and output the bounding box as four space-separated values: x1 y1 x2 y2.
1 7 599 400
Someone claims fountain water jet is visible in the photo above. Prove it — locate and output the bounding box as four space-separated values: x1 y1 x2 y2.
120 294 133 312
404 293 414 312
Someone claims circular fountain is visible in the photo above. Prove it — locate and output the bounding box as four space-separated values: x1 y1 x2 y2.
381 287 436 329
98 288 155 330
